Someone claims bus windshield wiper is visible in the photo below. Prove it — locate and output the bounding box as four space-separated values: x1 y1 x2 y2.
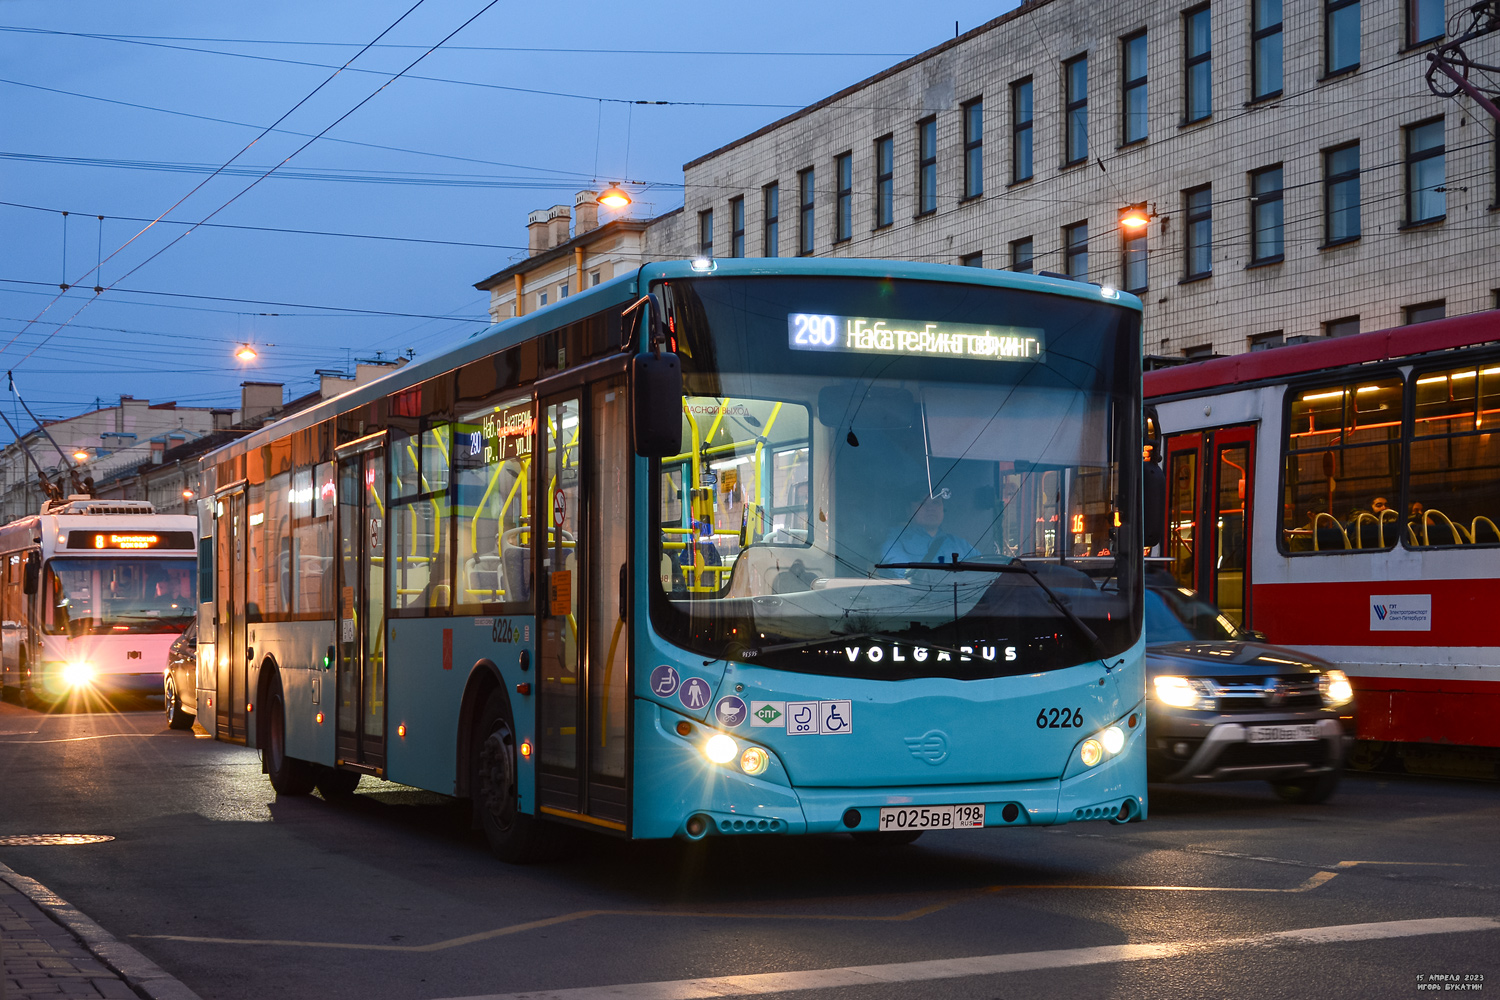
874 558 1104 659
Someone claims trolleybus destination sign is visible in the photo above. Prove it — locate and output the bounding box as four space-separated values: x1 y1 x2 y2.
787 313 1044 362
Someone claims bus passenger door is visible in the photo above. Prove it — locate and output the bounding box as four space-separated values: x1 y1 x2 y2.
214 489 249 743
336 441 387 773
535 371 630 831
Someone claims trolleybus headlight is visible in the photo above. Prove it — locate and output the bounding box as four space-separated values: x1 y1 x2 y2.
1153 675 1209 709
739 746 769 775
61 661 95 688
1320 669 1354 707
704 733 737 764
1079 738 1104 767
1101 725 1125 755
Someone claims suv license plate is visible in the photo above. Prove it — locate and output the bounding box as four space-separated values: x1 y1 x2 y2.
878 804 985 831
1248 724 1320 743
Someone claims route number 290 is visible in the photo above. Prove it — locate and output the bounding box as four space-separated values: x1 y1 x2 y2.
1036 707 1084 729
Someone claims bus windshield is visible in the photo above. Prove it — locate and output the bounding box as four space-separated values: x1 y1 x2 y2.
650 275 1142 680
46 558 195 635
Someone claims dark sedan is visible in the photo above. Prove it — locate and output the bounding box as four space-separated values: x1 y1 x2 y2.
1144 581 1355 803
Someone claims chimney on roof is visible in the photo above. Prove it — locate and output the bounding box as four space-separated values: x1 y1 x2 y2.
546 204 572 248
527 209 550 256
574 190 599 235
240 381 284 424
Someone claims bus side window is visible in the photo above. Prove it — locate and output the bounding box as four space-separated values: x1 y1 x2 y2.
197 537 214 608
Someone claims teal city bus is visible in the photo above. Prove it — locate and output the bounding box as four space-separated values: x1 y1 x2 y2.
193 258 1151 861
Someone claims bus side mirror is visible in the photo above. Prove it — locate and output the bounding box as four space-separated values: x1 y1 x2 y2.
1143 461 1166 551
22 551 38 595
632 351 682 458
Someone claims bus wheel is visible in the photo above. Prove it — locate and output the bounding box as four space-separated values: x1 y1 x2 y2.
316 768 361 801
164 672 195 731
474 690 547 863
1270 768 1341 804
850 830 923 846
264 673 316 796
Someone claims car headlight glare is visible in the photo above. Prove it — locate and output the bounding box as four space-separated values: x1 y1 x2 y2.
704 733 737 764
1153 675 1207 709
1320 669 1354 706
1101 725 1125 754
61 661 95 687
1079 738 1103 767
739 746 769 775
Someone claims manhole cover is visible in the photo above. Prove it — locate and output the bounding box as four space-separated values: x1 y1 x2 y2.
0 834 115 846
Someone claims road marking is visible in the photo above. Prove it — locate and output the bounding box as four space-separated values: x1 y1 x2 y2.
0 733 161 744
431 916 1500 1000
131 868 1342 953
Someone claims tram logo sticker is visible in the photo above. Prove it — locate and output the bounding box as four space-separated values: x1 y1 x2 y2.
649 665 680 698
714 696 747 728
1370 594 1431 631
751 701 785 727
679 677 712 711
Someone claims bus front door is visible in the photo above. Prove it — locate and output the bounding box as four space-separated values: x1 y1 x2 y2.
535 371 630 832
1163 424 1256 628
214 488 249 743
336 441 387 774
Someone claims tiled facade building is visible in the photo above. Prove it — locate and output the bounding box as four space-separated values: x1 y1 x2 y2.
646 0 1499 358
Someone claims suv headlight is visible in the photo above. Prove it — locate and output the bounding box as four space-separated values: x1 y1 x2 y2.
1319 669 1354 707
1152 675 1212 709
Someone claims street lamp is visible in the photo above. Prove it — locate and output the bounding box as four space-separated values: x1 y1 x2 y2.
1119 204 1151 230
72 449 89 463
596 184 631 210
182 489 195 500
235 344 258 361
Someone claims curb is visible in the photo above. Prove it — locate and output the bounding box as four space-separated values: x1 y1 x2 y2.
0 861 204 1000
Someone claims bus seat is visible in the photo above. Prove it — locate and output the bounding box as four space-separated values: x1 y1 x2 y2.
501 531 531 604
464 554 505 603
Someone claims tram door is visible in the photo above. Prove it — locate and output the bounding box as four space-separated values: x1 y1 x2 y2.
213 488 249 743
535 372 630 830
1163 424 1256 628
335 440 388 773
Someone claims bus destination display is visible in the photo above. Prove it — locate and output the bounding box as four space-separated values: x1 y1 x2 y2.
66 530 195 550
788 313 1044 362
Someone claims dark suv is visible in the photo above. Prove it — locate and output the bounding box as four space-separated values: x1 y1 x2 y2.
1144 577 1355 803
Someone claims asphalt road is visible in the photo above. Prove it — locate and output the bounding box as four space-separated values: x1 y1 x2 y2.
0 696 1495 1000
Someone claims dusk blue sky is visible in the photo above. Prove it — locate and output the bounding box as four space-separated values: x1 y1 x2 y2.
0 1 1019 429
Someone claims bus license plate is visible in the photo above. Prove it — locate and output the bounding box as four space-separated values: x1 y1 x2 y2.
1247 724 1319 743
878 804 985 831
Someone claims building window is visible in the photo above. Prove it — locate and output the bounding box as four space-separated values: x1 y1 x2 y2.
1122 31 1148 144
1064 55 1089 165
960 252 983 267
1063 221 1089 280
834 152 853 242
798 167 815 255
538 291 548 307
729 197 745 257
1405 300 1446 324
1011 237 1034 272
763 182 779 257
874 135 894 228
1182 343 1215 359
917 117 937 214
962 98 984 198
1251 0 1283 100
1184 6 1212 123
1250 164 1284 263
1406 117 1446 224
1326 0 1360 75
1324 142 1360 244
1324 315 1360 338
698 209 713 257
1184 185 1212 278
1408 0 1445 46
1011 78 1034 182
1122 224 1148 292
590 271 601 286
558 282 569 299
1248 330 1284 351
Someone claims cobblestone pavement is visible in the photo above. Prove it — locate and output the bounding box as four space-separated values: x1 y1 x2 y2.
0 876 138 1000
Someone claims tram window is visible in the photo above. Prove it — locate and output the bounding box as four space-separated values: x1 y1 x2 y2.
1282 378 1402 552
1407 363 1500 546
454 394 535 611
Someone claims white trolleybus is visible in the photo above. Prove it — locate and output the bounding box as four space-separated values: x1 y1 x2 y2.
0 497 197 704
1144 310 1500 758
194 258 1155 860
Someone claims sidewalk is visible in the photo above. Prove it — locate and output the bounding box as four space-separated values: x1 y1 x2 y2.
0 863 201 1000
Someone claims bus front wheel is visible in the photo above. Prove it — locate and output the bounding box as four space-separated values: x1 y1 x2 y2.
473 690 547 863
264 673 317 796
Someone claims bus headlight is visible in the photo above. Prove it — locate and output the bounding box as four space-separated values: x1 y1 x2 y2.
739 746 769 775
1320 669 1354 707
1153 675 1210 709
1079 738 1103 767
703 733 737 764
1101 725 1125 754
61 661 95 688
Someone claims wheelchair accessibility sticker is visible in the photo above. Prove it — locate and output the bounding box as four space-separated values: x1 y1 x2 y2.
782 700 853 735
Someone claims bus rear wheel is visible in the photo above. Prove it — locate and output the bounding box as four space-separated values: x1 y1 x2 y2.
473 690 547 863
164 672 195 731
264 673 316 796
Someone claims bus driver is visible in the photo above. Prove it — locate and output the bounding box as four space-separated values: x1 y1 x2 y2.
877 488 976 576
